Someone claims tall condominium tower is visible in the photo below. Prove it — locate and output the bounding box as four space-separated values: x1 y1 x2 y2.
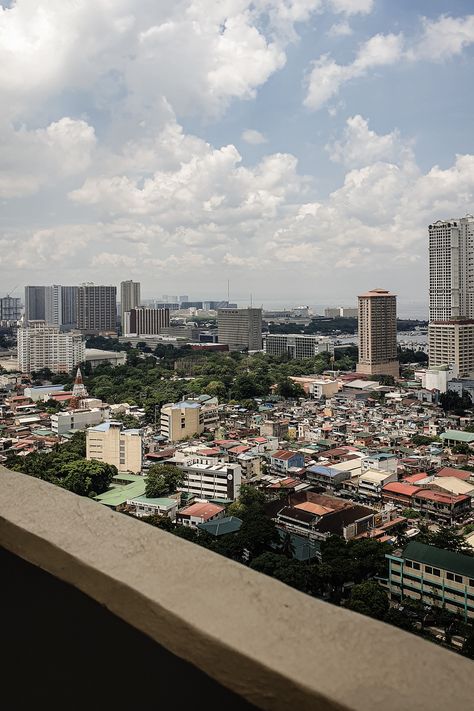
24 286 46 322
428 216 474 377
18 321 85 374
217 307 262 351
77 284 117 335
0 296 21 321
120 281 141 328
357 288 399 378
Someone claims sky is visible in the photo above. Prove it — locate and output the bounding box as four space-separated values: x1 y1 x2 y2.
2 1 474 313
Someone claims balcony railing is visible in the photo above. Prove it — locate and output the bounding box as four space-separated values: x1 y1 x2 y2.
1 464 474 710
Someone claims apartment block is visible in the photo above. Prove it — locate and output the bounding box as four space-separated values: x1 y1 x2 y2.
160 399 218 442
51 408 109 436
428 320 474 377
324 307 358 318
77 284 117 335
175 462 242 501
123 307 170 336
217 307 262 351
24 286 46 321
18 321 85 374
120 281 141 329
86 421 142 474
387 541 474 620
357 288 399 378
264 334 334 359
0 296 21 322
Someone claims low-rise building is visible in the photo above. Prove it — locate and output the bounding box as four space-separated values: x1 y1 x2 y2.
357 469 398 499
176 501 225 528
270 450 305 474
86 421 142 473
361 453 398 473
126 496 178 519
160 398 219 442
51 407 109 436
387 541 474 620
174 461 241 501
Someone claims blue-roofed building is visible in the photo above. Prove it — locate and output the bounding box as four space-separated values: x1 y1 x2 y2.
86 421 142 473
306 465 350 488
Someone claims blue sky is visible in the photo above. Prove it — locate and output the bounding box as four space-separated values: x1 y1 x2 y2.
1 1 474 314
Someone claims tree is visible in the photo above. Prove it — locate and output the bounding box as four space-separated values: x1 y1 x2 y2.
452 443 471 455
250 553 312 593
347 580 389 620
401 508 421 519
418 525 474 555
145 464 185 498
204 380 227 399
142 514 175 531
439 390 472 414
58 459 116 497
384 607 416 632
275 377 305 400
462 629 474 659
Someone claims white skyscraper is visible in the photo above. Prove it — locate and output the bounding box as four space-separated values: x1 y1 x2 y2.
429 216 474 377
18 321 85 374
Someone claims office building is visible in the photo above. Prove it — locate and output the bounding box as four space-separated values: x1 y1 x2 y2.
175 462 241 501
120 281 141 329
264 334 334 359
387 541 474 620
429 217 474 375
77 284 117 335
217 307 262 351
51 408 108 436
60 286 79 329
357 288 399 378
18 321 85 374
123 307 170 336
24 286 46 321
0 296 21 321
324 307 358 318
86 421 142 474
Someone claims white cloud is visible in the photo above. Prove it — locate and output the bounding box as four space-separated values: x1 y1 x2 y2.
328 21 353 38
304 33 403 110
409 14 474 61
326 115 414 168
241 129 268 145
328 0 374 15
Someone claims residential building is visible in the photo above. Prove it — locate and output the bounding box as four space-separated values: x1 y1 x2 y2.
51 408 108 436
160 399 218 442
387 541 474 620
171 461 241 501
86 421 142 473
126 496 178 519
24 286 46 321
264 334 334 359
0 296 21 322
306 464 351 489
18 321 85 374
60 286 79 329
428 320 474 377
176 501 225 528
357 469 398 499
289 376 339 398
217 307 262 351
428 216 474 375
357 288 399 378
120 281 141 329
270 450 305 474
123 307 170 336
361 453 398 473
77 284 117 335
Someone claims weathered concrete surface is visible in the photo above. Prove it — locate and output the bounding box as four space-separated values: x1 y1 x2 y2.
1 465 474 711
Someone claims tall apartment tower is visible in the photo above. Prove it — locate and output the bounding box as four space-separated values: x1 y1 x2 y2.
120 281 141 329
357 288 399 378
77 284 117 335
0 296 21 321
428 216 474 376
24 286 46 321
18 321 85 374
217 307 262 351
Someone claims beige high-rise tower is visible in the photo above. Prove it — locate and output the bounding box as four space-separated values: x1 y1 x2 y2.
120 280 141 330
357 288 399 378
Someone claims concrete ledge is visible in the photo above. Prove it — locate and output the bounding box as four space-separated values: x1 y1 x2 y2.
1 465 474 710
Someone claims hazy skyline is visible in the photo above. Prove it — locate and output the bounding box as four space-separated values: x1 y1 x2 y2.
2 1 474 306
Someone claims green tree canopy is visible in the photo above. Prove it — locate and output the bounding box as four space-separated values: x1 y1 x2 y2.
347 580 389 620
58 459 116 497
145 464 185 498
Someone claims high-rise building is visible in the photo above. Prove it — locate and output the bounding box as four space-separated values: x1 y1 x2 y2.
264 334 334 359
45 285 62 327
428 216 474 376
24 286 46 321
86 421 142 473
324 307 358 318
120 281 141 329
77 284 117 335
217 307 262 351
0 296 21 321
60 286 78 329
18 321 85 374
123 307 170 336
357 288 399 378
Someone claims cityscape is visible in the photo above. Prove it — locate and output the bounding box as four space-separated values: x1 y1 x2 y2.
3 1 474 709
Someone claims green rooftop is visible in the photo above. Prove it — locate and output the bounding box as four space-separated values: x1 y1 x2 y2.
129 495 176 507
95 479 146 508
401 541 474 579
440 430 474 444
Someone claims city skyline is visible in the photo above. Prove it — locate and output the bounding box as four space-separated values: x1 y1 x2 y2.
2 1 474 300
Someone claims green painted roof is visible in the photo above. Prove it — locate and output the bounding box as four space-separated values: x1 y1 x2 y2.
197 516 242 536
440 429 474 443
112 473 143 483
129 495 176 506
402 541 474 578
95 479 146 507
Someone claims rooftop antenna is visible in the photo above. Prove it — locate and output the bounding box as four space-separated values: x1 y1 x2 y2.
227 279 230 302
250 293 253 307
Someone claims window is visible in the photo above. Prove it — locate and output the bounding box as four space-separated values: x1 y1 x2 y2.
425 566 433 574
469 579 474 588
433 568 440 577
405 560 413 568
412 562 420 571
